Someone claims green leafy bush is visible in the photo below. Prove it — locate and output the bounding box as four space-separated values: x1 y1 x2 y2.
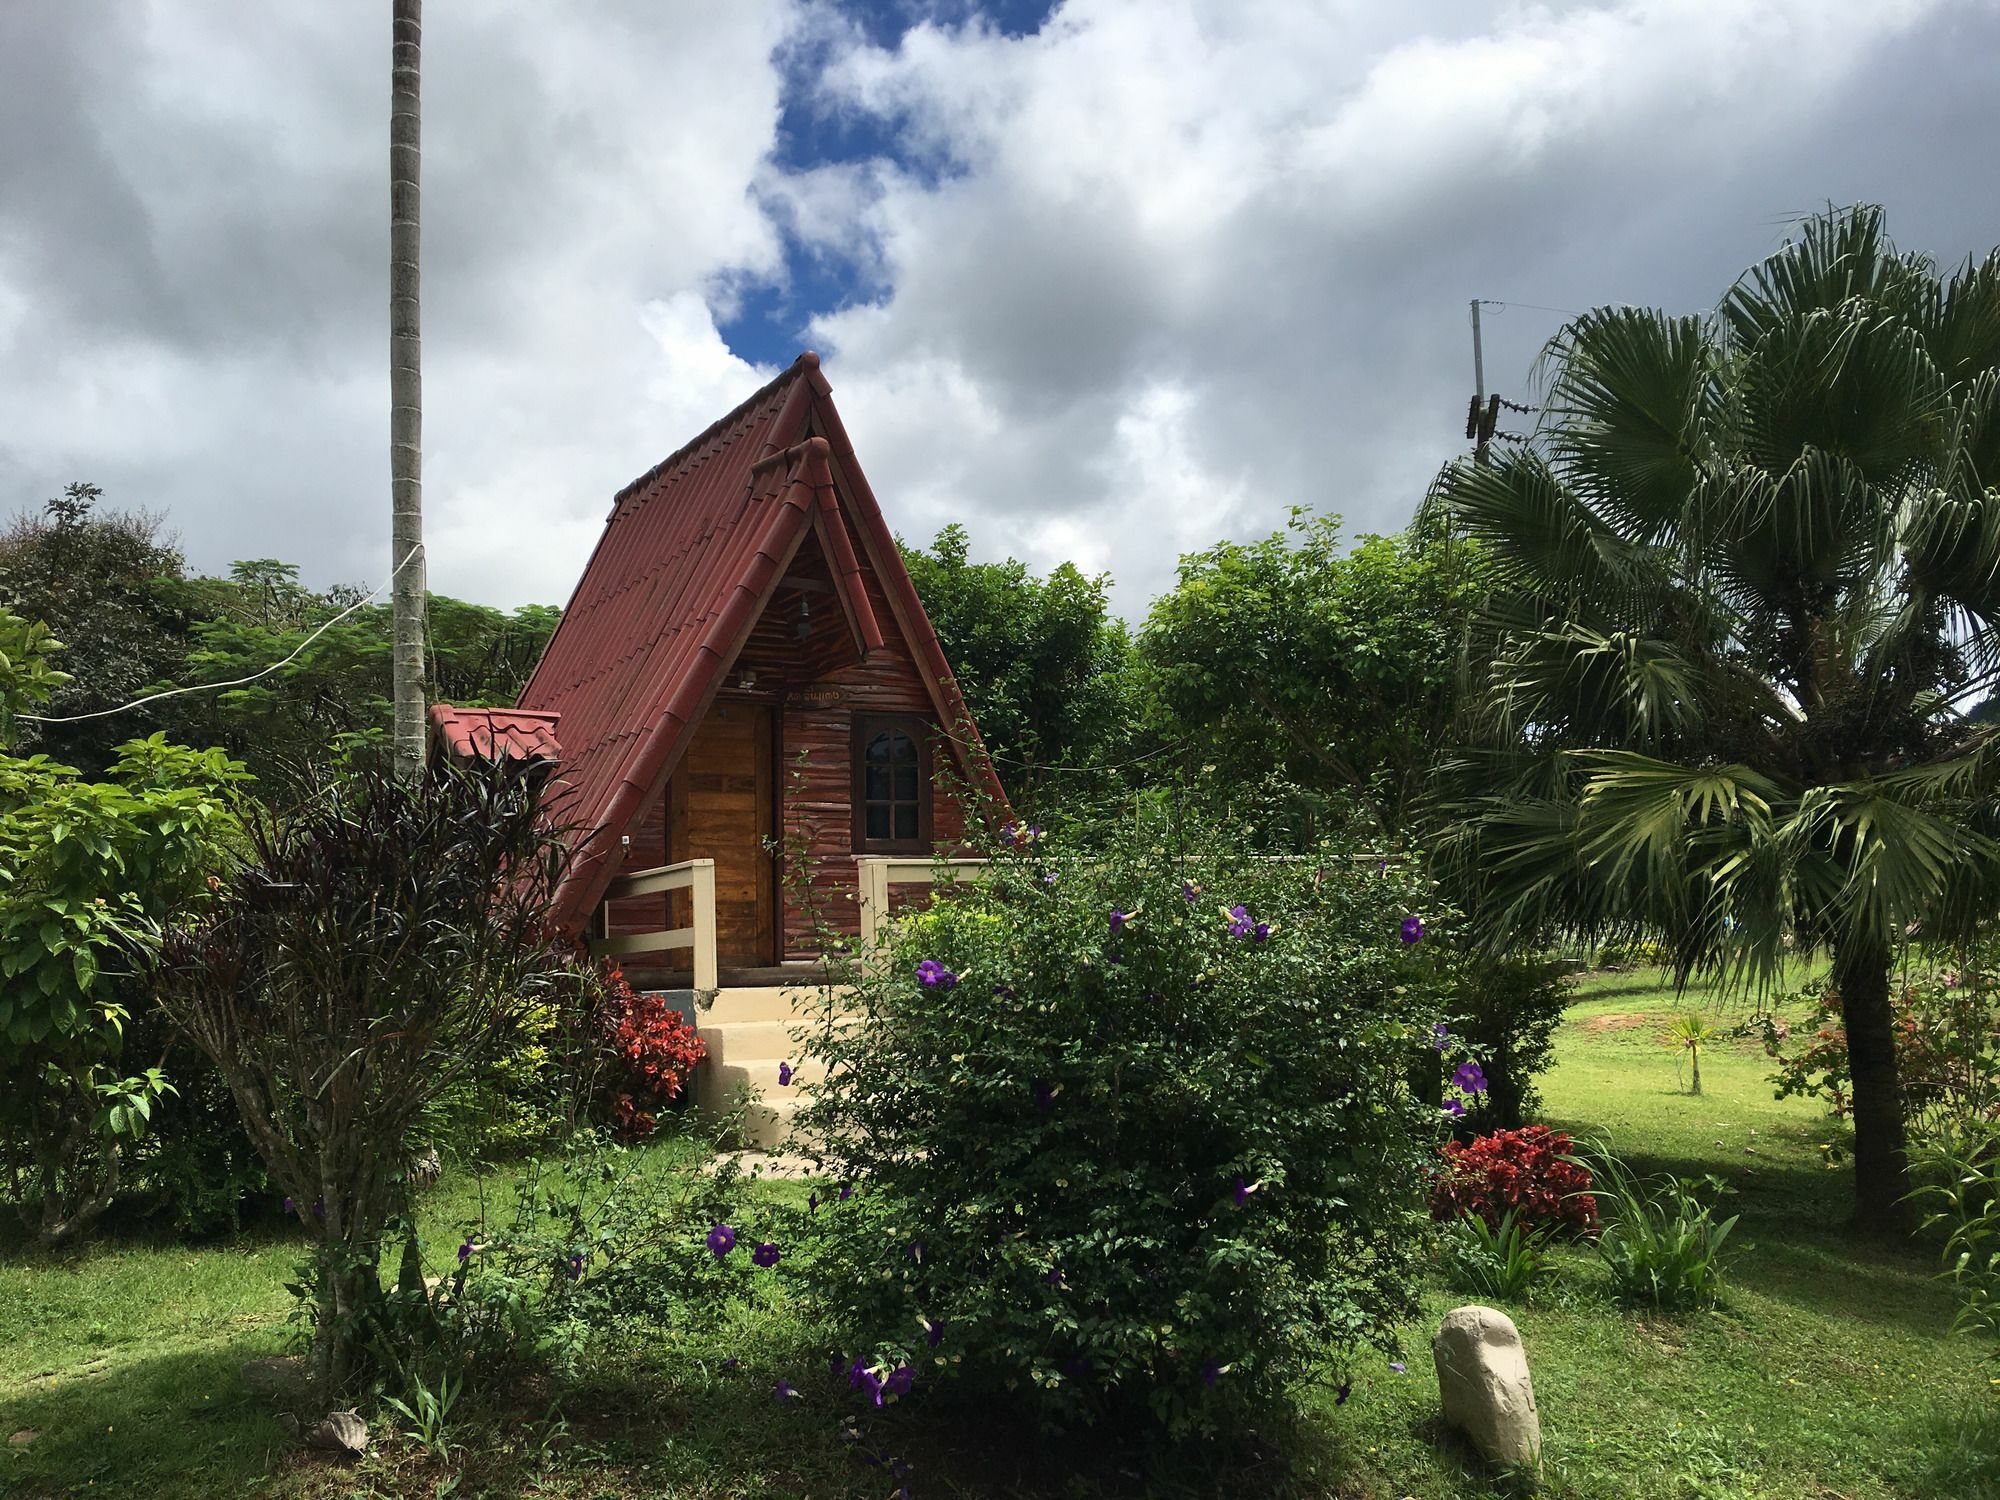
1440 1208 1560 1302
1 611 249 1245
1914 1119 2000 1349
1581 1142 1738 1311
1763 955 2000 1141
1446 953 1573 1129
795 830 1448 1435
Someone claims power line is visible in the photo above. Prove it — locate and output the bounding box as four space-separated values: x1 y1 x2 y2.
16 543 426 726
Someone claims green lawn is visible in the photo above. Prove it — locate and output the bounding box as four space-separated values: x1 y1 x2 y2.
5 973 1997 1498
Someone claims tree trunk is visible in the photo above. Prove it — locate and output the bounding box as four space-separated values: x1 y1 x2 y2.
1689 1045 1702 1098
390 0 428 780
1834 938 1913 1235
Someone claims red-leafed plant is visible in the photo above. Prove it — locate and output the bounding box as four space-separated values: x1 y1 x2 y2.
593 964 707 1140
1430 1125 1598 1237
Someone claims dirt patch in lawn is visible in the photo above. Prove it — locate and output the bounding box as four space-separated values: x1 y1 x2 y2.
1583 1012 1658 1034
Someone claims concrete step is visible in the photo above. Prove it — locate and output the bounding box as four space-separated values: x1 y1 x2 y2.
697 1018 805 1065
697 1068 810 1150
702 984 847 1026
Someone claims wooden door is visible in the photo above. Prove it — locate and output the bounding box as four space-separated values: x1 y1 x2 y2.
667 703 775 968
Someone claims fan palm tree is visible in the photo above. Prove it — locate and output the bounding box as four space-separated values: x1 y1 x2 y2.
1432 206 2000 1234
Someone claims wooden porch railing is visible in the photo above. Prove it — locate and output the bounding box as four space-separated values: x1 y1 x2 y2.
855 856 987 949
592 858 718 992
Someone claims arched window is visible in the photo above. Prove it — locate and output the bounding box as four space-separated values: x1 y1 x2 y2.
853 715 931 850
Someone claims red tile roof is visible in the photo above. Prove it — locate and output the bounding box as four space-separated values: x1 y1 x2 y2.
427 705 562 765
514 352 1004 932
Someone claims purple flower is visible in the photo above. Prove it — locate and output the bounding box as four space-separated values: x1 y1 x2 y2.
1252 921 1271 943
838 1182 854 1202
1401 915 1425 945
916 959 957 991
1227 904 1255 939
992 982 1016 999
1182 880 1201 903
775 1379 798 1401
707 1223 737 1258
281 1196 295 1213
1442 1098 1468 1119
778 1061 794 1087
722 1357 739 1371
456 1238 474 1263
1110 908 1132 934
1045 1266 1064 1286
1452 1061 1488 1096
1335 1380 1352 1406
923 1317 945 1347
1034 1080 1054 1113
567 1252 585 1280
1202 1359 1222 1386
1430 1022 1450 1052
884 1364 916 1398
808 1191 820 1214
1389 1361 1406 1374
752 1241 781 1268
311 1198 324 1220
1042 871 1058 886
850 1358 886 1406
1233 1175 1251 1207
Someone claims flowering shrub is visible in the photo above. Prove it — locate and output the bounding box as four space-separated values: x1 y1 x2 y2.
593 964 707 1140
794 827 1447 1436
1443 953 1573 1130
1763 958 2000 1141
1429 1125 1598 1237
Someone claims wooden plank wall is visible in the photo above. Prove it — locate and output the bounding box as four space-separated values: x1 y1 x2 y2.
594 536 978 966
778 565 971 959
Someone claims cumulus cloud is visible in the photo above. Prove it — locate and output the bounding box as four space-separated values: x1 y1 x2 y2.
2 0 1997 619
799 0 1999 612
0 1 793 604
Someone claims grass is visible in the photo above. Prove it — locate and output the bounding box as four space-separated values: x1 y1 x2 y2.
5 971 1998 1498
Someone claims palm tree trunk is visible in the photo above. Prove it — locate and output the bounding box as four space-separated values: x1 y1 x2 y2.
1834 938 1913 1234
390 0 428 780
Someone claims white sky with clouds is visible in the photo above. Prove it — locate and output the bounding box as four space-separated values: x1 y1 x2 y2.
3 1 1997 618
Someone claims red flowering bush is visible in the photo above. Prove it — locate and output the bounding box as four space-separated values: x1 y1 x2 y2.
1430 1125 1598 1236
593 963 706 1140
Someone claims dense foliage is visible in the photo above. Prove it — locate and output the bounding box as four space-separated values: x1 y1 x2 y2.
1139 513 1481 841
1764 955 2000 1140
1 487 558 782
0 485 203 773
900 524 1136 818
1433 205 2000 1232
793 829 1449 1436
1 612 249 1244
1429 1125 1599 1237
1444 952 1573 1130
151 761 583 1392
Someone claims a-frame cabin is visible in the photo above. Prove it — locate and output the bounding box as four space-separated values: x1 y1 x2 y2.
479 351 1004 983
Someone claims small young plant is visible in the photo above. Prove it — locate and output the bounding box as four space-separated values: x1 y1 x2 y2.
382 1368 462 1462
1659 1011 1726 1096
1579 1141 1738 1311
1441 1207 1560 1302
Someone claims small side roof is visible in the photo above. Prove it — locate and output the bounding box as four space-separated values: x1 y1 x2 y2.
428 705 562 766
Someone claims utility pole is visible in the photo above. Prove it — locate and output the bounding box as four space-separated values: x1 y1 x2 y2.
1464 298 1500 465
390 0 428 779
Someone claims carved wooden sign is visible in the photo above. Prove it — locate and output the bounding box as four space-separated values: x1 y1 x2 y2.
793 684 852 709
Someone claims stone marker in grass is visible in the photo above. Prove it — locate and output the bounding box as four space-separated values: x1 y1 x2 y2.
1434 1305 1541 1470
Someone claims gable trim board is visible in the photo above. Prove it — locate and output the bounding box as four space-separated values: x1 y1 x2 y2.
517 353 1005 935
